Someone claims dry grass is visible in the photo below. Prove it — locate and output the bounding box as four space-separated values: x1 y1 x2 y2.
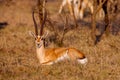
0 0 120 80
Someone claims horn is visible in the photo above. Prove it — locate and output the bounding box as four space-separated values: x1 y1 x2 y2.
40 9 47 36
37 0 47 36
32 10 38 36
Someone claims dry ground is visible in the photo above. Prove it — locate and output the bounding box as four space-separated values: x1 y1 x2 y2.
0 0 120 80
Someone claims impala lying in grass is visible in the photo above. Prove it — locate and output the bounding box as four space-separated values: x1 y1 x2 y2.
30 10 88 65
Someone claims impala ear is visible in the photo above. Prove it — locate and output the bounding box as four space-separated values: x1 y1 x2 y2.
29 31 36 38
41 31 48 39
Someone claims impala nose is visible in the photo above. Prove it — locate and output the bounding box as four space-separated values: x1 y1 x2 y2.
36 43 42 48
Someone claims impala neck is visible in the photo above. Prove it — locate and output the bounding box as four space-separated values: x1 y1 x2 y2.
36 41 45 63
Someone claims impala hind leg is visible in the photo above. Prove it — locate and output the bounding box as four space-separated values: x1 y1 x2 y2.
59 0 67 14
74 0 81 19
88 2 93 14
79 9 84 19
68 3 73 15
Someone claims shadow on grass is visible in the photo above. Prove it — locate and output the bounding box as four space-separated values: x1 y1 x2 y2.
0 22 8 29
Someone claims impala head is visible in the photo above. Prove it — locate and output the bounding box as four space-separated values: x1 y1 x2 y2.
30 32 48 48
35 35 42 48
30 9 47 48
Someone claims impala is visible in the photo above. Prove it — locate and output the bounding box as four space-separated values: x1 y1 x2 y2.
59 0 104 20
30 10 88 65
59 0 93 19
59 0 81 19
59 0 73 15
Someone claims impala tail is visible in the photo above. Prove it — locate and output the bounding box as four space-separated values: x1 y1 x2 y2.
77 56 88 65
66 48 88 65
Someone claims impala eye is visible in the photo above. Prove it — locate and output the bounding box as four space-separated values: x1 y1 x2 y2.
41 37 44 40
